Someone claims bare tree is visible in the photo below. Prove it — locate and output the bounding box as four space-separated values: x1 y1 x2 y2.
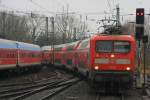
0 11 30 42
55 14 89 43
27 13 46 43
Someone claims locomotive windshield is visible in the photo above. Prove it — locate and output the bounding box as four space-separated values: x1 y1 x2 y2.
96 41 130 53
96 41 113 52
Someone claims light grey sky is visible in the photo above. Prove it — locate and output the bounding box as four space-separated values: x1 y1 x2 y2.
1 0 149 13
0 0 149 31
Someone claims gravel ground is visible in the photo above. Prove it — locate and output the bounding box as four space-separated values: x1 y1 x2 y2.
0 65 148 100
0 66 67 85
50 81 147 100
50 81 97 100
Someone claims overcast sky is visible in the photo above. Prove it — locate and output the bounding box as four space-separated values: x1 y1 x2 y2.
0 0 150 31
1 0 149 13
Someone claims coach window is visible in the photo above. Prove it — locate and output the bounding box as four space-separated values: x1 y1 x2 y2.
13 53 15 58
6 53 8 58
21 53 23 58
35 54 37 58
55 47 62 51
2 52 5 58
27 53 29 57
24 53 26 57
67 45 73 51
35 54 38 58
37 54 40 58
32 54 34 57
10 53 12 58
79 40 89 49
7 53 10 58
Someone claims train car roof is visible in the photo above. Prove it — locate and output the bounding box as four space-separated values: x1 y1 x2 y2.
41 46 51 51
63 41 81 49
91 34 135 41
17 41 41 51
64 41 81 47
76 38 90 49
54 44 67 48
0 39 17 49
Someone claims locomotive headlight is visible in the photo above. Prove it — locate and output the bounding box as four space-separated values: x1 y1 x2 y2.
94 58 109 64
116 59 130 64
126 67 131 71
111 54 115 58
94 66 99 70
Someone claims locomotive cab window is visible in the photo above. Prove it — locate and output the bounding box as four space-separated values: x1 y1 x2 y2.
114 41 130 53
96 41 130 53
96 41 113 52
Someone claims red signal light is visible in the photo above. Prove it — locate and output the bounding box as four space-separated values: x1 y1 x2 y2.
136 12 144 16
137 13 139 16
136 8 144 40
140 12 144 16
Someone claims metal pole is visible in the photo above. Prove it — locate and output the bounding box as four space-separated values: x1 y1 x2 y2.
32 27 36 43
46 17 49 45
138 40 140 74
142 35 148 94
2 12 6 38
116 4 120 27
143 42 146 87
50 17 55 65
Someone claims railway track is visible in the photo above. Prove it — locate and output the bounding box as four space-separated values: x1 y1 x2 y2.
0 66 80 100
0 75 80 100
145 76 150 98
0 71 58 88
94 86 126 100
96 93 126 100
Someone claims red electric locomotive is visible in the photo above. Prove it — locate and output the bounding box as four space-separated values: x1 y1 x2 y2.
75 34 135 87
41 34 135 88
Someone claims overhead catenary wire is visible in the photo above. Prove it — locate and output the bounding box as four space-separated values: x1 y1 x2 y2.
0 5 138 23
28 0 55 14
